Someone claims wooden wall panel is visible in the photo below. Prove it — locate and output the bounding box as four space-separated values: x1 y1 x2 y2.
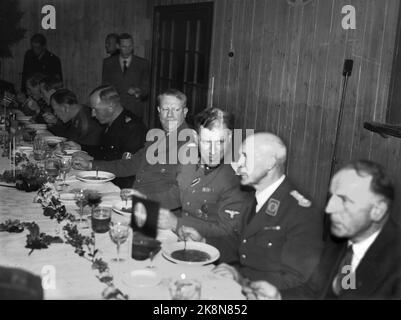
0 0 151 103
153 0 401 210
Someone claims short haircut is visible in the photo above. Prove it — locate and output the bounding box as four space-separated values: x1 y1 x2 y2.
40 75 63 91
157 89 187 108
342 160 395 206
30 33 47 46
194 108 234 131
51 88 78 106
106 33 119 41
118 33 133 44
26 73 46 87
89 85 121 106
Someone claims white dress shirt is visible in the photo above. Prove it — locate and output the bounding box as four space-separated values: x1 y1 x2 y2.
119 55 132 72
348 229 381 272
255 175 286 212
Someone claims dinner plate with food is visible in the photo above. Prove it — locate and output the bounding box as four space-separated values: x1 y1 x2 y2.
75 171 116 184
162 241 220 266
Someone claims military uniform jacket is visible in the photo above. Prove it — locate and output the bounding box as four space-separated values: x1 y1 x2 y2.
102 55 150 119
237 178 324 290
58 106 103 148
21 49 62 92
94 123 193 209
91 110 147 161
176 163 251 239
282 217 401 300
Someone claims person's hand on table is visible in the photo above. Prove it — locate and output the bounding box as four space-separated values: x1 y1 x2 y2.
242 281 282 300
127 87 142 98
158 208 178 230
42 112 58 125
177 225 205 242
120 188 147 201
212 263 241 282
72 154 93 170
63 140 81 150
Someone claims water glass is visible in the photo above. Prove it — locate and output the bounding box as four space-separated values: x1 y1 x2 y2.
91 206 112 234
169 278 202 300
109 221 130 262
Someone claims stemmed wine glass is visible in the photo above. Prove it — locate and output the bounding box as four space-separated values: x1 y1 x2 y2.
109 221 129 262
44 157 60 182
59 157 72 186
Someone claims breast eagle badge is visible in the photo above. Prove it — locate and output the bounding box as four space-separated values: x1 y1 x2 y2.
225 209 240 219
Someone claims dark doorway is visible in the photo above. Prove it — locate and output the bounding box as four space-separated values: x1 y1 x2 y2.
149 2 214 128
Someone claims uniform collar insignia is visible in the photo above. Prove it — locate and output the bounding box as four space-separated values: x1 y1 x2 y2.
265 198 280 216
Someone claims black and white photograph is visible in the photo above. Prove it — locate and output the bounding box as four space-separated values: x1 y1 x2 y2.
0 0 400 303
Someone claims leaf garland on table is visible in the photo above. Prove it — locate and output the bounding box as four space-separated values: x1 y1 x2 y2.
25 222 63 255
38 184 128 300
0 219 63 254
2 183 129 299
34 183 75 223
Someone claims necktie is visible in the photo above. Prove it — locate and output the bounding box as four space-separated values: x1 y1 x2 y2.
332 244 354 296
123 60 128 74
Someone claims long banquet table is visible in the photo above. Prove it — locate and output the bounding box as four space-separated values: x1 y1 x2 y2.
0 133 244 300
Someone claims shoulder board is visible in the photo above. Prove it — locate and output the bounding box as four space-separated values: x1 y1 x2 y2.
290 190 311 208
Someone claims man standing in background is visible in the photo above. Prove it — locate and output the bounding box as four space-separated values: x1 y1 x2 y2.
21 33 62 93
104 33 119 57
101 33 150 120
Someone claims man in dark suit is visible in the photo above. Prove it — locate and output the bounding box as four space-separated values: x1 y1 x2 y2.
21 34 62 93
242 160 401 300
101 33 150 120
207 133 324 289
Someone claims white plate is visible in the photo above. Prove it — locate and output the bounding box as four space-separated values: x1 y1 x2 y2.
162 242 220 266
26 124 47 130
75 171 115 184
122 269 161 288
43 136 67 144
112 199 132 216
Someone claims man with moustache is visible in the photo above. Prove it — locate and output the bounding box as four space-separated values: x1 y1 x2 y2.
73 89 192 210
240 160 401 300
212 133 324 289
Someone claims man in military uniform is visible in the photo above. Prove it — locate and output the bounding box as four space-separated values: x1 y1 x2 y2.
21 34 62 93
157 108 253 263
72 89 190 209
50 88 103 151
212 133 324 290
72 85 147 188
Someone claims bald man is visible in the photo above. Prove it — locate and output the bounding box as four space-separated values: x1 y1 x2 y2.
213 133 324 290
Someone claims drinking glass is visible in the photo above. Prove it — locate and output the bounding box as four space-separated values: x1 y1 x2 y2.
33 136 47 161
109 221 129 262
59 157 72 186
74 189 85 224
169 278 202 300
44 157 60 182
91 206 112 234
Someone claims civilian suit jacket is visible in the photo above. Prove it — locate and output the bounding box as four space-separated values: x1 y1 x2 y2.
101 55 150 119
282 217 401 300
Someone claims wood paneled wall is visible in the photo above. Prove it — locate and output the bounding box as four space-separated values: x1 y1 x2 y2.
154 0 401 211
0 0 152 103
